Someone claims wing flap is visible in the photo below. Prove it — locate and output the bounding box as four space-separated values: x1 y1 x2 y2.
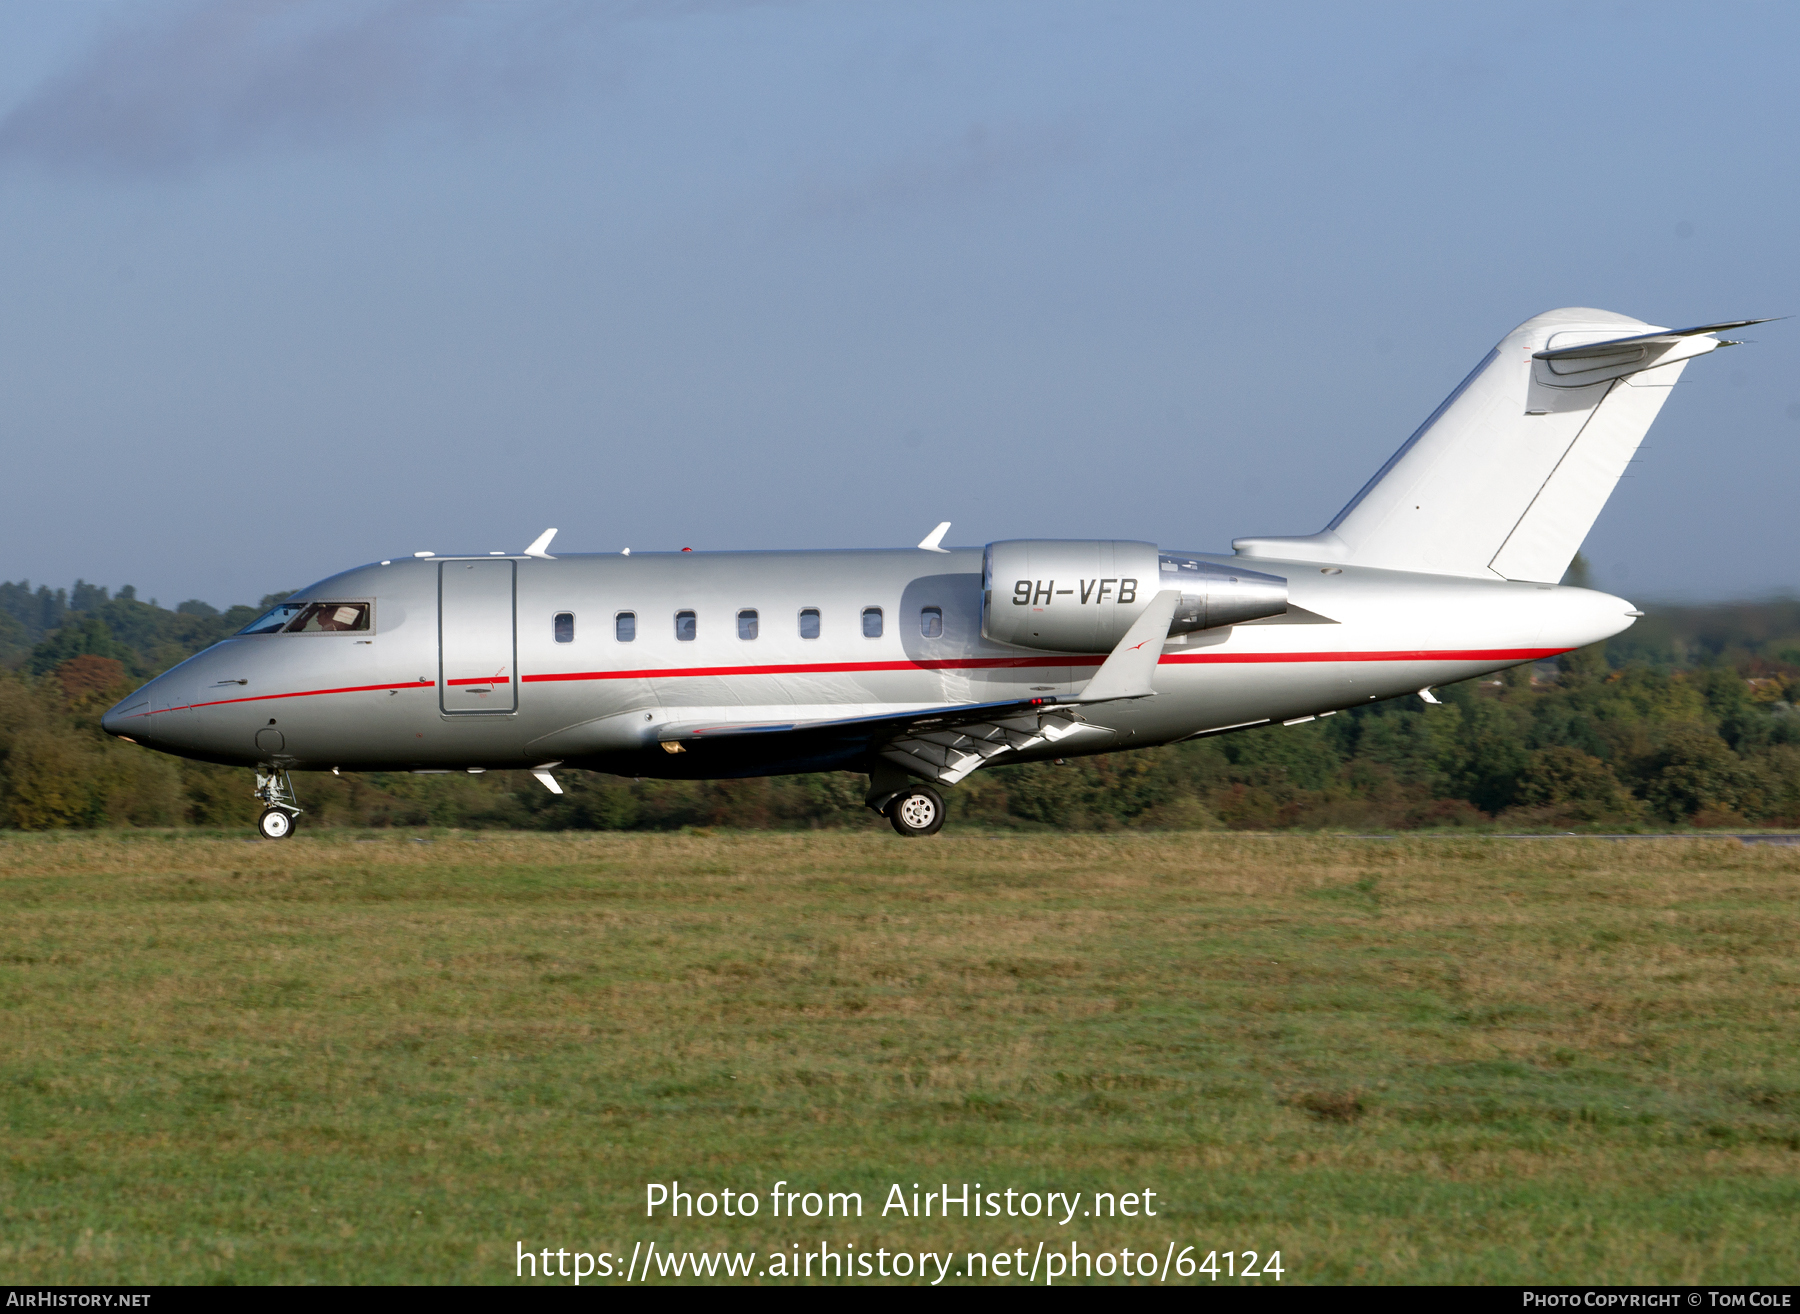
880 710 1111 785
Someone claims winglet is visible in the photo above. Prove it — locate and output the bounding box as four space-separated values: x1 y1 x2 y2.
524 528 558 559
1074 590 1183 703
917 522 951 553
531 762 564 795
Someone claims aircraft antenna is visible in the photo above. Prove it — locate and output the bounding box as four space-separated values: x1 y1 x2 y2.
918 522 952 553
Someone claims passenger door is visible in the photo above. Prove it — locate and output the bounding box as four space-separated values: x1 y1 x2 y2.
439 559 517 714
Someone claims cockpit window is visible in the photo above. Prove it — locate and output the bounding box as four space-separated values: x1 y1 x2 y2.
284 601 371 633
236 602 305 635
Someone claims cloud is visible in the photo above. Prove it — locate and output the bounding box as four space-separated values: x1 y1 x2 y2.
0 0 751 174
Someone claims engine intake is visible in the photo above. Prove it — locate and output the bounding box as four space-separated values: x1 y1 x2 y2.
982 540 1286 653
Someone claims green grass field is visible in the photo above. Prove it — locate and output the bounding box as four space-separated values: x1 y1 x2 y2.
3 830 1798 1285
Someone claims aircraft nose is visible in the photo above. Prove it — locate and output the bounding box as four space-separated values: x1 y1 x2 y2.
101 687 152 740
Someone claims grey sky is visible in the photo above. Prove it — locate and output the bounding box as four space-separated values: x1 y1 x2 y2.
0 0 1794 608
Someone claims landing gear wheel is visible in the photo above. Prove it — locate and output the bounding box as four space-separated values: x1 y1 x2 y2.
253 767 303 839
887 786 945 837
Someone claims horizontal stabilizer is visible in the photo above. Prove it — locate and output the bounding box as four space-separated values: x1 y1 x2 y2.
1532 318 1775 362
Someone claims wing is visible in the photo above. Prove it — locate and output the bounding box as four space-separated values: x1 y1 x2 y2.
548 598 1181 782
873 707 1109 784
652 697 1111 783
656 696 1051 742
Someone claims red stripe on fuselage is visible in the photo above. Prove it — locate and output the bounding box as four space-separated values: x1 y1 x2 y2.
520 656 1089 682
131 680 435 718
128 648 1569 717
1160 647 1564 666
520 647 1568 683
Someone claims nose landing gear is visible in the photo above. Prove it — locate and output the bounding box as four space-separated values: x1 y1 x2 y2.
255 768 302 840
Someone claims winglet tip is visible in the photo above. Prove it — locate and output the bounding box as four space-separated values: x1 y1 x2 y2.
524 527 559 559
918 521 952 552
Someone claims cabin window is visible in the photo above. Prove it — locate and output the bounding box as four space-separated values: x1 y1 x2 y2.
554 612 575 643
738 609 758 640
799 608 821 639
675 610 697 642
285 601 370 633
615 612 636 642
920 606 943 638
237 601 305 635
862 607 883 639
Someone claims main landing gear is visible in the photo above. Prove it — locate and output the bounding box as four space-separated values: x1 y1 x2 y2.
885 784 945 838
866 764 947 838
255 767 302 840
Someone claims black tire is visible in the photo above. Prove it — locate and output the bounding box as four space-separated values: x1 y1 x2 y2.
887 786 945 837
258 808 296 840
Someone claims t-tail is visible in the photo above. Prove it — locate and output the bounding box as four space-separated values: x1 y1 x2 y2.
1233 308 1774 581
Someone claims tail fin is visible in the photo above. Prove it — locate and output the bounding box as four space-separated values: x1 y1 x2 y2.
1233 308 1768 582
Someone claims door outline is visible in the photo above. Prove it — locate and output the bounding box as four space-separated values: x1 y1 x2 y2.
438 559 518 715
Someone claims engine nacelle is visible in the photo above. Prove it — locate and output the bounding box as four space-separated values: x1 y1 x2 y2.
1158 553 1291 635
982 540 1287 653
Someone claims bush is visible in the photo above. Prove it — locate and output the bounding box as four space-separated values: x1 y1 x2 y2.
1511 746 1644 825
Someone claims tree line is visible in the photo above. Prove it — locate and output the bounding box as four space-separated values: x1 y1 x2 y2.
4 572 1800 831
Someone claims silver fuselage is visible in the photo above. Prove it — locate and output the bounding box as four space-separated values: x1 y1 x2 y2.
103 548 1636 779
